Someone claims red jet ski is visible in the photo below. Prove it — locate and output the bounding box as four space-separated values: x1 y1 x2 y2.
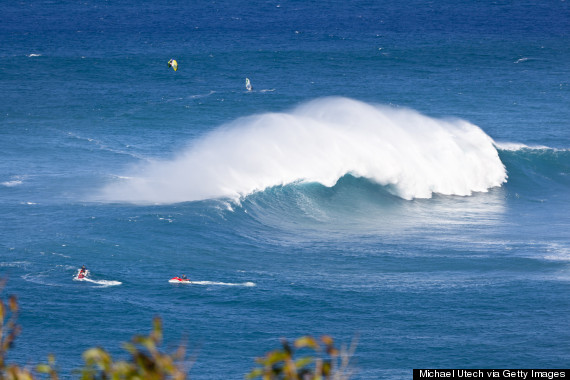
75 268 89 280
169 276 192 284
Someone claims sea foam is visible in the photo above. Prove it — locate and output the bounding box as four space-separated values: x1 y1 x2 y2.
99 97 507 204
1 180 23 187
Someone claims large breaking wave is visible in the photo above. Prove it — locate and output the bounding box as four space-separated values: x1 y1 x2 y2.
98 97 507 204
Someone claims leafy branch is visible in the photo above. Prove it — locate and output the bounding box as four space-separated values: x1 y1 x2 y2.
247 335 357 380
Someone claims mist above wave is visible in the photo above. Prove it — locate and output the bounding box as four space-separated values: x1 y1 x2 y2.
98 97 507 204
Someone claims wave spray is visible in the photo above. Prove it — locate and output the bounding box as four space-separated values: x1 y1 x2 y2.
99 97 507 204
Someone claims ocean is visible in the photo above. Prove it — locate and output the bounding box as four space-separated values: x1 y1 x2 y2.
1 0 569 378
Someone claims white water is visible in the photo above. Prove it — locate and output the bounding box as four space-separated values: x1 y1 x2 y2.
2 180 23 187
74 277 122 287
169 280 256 286
73 271 122 287
494 141 566 152
99 97 507 204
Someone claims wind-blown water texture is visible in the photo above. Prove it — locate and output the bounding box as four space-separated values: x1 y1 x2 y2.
99 97 506 204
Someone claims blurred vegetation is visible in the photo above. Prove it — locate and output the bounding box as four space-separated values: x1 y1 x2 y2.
247 335 356 380
0 282 355 380
0 279 34 380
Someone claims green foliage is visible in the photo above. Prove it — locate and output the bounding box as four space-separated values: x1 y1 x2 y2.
35 355 58 380
0 280 34 380
77 317 188 380
247 335 356 380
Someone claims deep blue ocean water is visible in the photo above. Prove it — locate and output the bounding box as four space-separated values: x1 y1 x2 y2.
1 1 569 378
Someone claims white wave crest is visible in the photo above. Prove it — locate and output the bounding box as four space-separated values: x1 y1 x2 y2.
495 142 569 152
98 97 507 204
2 180 22 187
494 142 553 151
2 176 25 187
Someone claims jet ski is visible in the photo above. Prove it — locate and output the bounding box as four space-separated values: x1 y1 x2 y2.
169 276 192 284
75 269 89 280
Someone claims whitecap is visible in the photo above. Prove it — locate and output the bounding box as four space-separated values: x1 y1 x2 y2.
543 243 570 262
494 142 558 151
1 180 22 187
98 97 507 204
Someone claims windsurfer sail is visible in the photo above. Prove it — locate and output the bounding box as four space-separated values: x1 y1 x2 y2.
245 77 252 91
168 59 178 71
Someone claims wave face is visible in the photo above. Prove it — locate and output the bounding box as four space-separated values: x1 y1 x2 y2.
497 145 570 194
99 97 507 204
